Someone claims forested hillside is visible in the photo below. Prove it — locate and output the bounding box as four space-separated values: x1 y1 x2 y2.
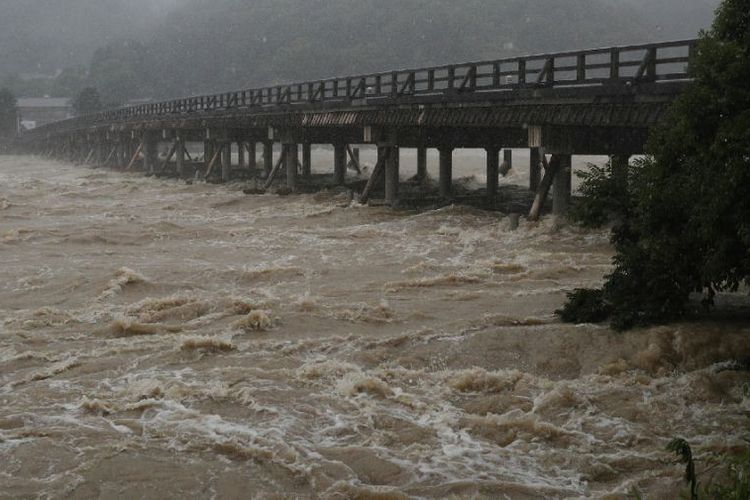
0 1 172 78
146 0 651 97
605 0 720 38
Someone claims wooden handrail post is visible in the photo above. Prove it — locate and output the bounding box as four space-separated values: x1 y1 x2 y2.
576 54 586 82
610 48 620 80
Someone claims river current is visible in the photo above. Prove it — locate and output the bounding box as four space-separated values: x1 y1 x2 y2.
1 154 748 499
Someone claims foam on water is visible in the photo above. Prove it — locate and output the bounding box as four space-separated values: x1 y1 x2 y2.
0 156 748 498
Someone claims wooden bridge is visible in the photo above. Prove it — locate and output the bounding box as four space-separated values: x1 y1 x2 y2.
19 38 698 217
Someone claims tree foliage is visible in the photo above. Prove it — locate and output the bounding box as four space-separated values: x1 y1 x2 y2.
668 438 698 499
0 87 17 138
73 87 103 116
663 437 750 499
559 0 750 330
0 87 16 115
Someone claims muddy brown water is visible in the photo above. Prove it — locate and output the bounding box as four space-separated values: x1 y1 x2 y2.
1 155 748 499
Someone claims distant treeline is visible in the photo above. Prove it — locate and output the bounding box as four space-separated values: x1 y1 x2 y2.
0 0 719 105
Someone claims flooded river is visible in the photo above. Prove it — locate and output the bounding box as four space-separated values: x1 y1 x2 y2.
1 155 748 499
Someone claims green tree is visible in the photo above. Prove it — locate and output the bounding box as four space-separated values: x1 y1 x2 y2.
73 87 103 116
558 0 750 330
0 87 17 137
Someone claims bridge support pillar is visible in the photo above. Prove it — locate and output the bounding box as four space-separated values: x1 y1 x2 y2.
93 143 104 166
302 143 312 178
333 143 347 185
98 141 107 167
144 132 159 174
417 147 427 185
373 146 387 192
349 147 361 175
439 146 453 199
110 141 118 166
175 135 185 179
109 141 118 167
247 142 257 172
237 142 245 168
285 143 298 191
611 154 630 187
221 142 232 182
130 140 138 166
110 139 120 168
118 139 129 167
530 147 542 192
384 146 400 206
263 141 274 177
485 146 499 205
204 140 214 170
552 154 572 216
500 149 513 176
99 141 108 166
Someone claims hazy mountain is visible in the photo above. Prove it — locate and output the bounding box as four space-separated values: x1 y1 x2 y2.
605 0 720 39
145 0 652 97
0 0 720 101
0 0 173 77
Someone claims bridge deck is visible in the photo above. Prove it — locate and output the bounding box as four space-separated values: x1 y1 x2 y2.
20 39 698 217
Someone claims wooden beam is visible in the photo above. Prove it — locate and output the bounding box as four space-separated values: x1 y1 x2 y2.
439 146 453 198
528 155 561 221
346 145 362 174
158 141 179 174
84 148 95 165
635 47 657 81
334 144 347 184
301 143 311 178
360 148 388 204
125 142 144 171
530 147 542 192
246 142 257 170
536 58 555 85
263 141 274 176
263 150 287 190
175 138 186 178
285 144 298 191
221 142 232 182
541 150 550 171
103 145 117 165
203 143 225 180
417 147 427 184
384 146 399 205
486 147 499 204
552 154 572 216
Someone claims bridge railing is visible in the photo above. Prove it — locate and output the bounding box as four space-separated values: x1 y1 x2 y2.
29 39 697 137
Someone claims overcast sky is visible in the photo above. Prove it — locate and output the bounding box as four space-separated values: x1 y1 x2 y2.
0 0 721 100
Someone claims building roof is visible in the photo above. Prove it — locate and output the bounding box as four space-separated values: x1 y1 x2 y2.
17 97 72 108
